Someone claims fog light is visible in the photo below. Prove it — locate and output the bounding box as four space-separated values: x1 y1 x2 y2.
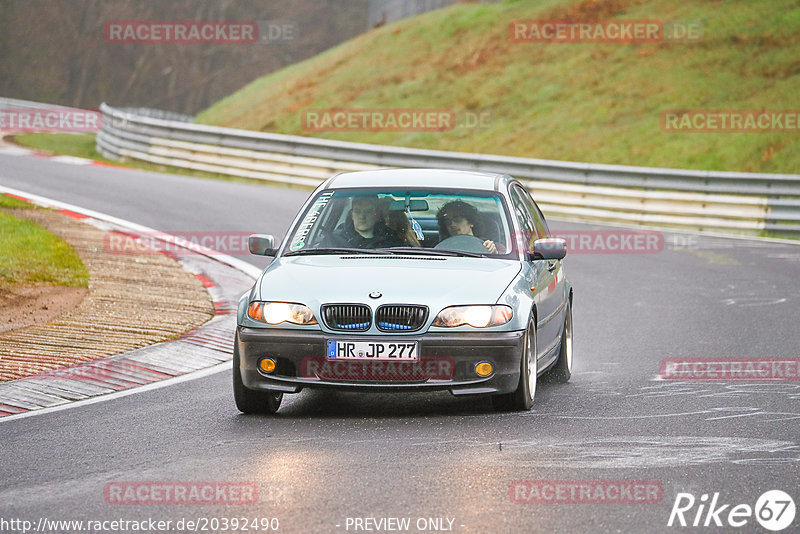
475 362 493 376
259 358 276 373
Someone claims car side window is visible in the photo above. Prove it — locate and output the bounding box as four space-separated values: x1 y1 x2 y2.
509 186 537 252
527 193 550 238
512 184 549 238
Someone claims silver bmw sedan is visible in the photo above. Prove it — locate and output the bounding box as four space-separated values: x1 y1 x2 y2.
234 169 573 414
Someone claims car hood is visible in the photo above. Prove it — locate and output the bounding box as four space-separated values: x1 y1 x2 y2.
255 255 521 307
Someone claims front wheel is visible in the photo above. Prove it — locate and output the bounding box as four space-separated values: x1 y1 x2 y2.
233 338 282 414
492 318 537 411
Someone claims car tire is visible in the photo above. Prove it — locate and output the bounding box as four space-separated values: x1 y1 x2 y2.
233 338 282 414
548 301 573 383
492 317 536 411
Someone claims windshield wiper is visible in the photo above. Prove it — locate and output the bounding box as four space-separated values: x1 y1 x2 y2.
286 247 487 258
284 247 388 256
376 247 486 258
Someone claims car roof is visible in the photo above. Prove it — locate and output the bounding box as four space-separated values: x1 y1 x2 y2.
324 168 510 191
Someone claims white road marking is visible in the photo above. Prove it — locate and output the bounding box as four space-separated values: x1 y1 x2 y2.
0 361 230 423
0 184 262 278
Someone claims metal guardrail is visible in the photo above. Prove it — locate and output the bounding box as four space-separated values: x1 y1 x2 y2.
81 103 800 237
113 107 194 123
0 97 101 134
0 97 76 111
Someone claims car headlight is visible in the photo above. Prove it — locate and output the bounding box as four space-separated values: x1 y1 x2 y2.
247 301 317 325
432 305 512 328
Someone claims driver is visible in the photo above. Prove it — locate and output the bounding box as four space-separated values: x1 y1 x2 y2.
436 200 498 253
329 195 402 249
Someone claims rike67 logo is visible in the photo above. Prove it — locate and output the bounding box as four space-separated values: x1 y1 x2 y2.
668 490 795 531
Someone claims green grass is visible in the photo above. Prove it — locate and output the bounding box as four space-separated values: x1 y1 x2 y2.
0 194 32 209
0 195 89 287
12 133 99 159
197 0 800 174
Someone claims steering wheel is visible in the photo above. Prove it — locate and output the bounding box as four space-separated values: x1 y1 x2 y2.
308 227 332 248
434 234 489 254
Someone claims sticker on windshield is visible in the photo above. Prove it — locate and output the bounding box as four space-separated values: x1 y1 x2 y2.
289 192 332 251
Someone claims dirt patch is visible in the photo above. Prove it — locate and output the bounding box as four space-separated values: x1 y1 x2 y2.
0 282 87 334
549 0 640 20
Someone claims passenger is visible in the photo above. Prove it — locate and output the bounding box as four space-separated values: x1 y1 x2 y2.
379 198 421 247
329 195 403 249
436 200 498 253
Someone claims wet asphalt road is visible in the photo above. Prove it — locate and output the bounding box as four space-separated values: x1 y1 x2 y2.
1 153 798 533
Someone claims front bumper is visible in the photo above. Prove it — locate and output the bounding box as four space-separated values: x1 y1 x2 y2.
236 326 524 396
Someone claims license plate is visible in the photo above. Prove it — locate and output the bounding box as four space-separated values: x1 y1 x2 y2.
327 340 418 361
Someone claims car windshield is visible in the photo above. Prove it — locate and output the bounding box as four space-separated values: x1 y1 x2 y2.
284 188 514 257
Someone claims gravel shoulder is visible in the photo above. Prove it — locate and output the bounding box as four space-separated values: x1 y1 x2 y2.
0 207 215 381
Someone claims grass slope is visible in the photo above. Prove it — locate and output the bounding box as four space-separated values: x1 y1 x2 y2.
0 195 89 287
197 0 800 174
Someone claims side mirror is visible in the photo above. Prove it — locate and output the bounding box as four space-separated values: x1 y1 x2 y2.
248 234 276 256
527 238 567 261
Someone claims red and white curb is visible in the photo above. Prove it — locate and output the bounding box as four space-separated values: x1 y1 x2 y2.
0 135 133 169
0 186 261 421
